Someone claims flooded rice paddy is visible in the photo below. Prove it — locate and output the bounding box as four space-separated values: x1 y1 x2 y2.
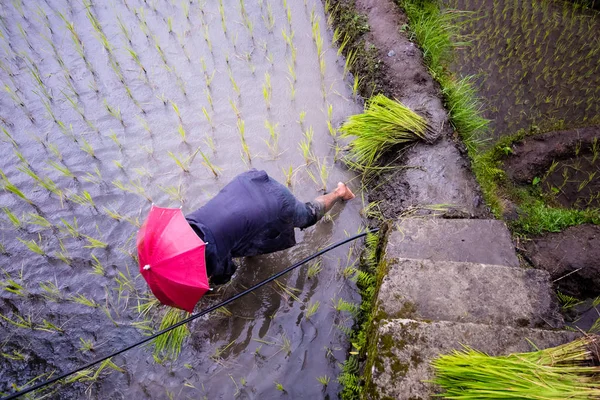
445 0 600 138
0 0 366 398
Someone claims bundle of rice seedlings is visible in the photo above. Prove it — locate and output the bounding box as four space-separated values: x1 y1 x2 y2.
339 94 431 172
431 335 600 399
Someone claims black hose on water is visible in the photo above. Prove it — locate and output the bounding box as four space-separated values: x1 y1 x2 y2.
2 227 379 400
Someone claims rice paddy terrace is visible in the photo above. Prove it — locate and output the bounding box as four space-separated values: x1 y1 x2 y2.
0 0 368 398
442 0 600 315
446 0 600 213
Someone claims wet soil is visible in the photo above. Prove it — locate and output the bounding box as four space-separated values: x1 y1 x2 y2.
524 224 600 298
0 0 367 398
503 126 600 209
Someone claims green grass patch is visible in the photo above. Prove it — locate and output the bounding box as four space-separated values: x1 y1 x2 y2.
432 335 600 398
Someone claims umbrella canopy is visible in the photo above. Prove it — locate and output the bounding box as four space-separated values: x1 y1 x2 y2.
137 205 209 312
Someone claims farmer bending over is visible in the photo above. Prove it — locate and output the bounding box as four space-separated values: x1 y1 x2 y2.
185 169 355 284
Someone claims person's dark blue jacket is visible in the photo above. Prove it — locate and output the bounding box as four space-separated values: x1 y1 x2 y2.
186 169 317 284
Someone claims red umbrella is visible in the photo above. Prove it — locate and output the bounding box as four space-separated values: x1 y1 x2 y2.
137 205 209 312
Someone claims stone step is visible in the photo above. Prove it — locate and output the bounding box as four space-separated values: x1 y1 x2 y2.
388 218 520 268
377 258 564 329
366 319 579 400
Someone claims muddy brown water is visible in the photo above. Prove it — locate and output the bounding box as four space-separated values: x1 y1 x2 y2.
0 0 366 398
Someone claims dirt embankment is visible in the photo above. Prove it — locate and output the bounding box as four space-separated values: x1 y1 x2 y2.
336 0 488 219
524 224 600 298
502 126 600 298
504 127 599 185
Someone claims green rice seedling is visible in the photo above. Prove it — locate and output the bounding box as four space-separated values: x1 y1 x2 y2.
78 138 96 158
199 149 221 178
556 291 583 311
155 92 168 106
53 240 71 266
127 47 147 75
79 338 95 353
170 100 182 122
228 70 240 96
263 72 272 109
153 36 168 66
298 111 307 127
282 165 293 187
311 157 330 192
39 281 62 302
0 312 33 329
264 120 279 155
153 307 190 359
104 100 125 126
117 15 132 44
26 212 52 229
168 151 192 172
47 160 75 179
351 75 361 98
305 301 320 319
218 0 227 34
591 138 598 164
202 107 213 128
18 234 45 256
2 127 18 148
0 269 27 297
203 26 213 53
65 358 123 384
81 166 103 185
166 16 174 34
317 375 330 387
36 319 64 333
263 2 275 32
340 94 428 171
204 135 216 152
18 165 63 200
159 184 185 203
102 206 125 222
2 350 26 361
432 336 600 398
70 293 98 308
26 58 52 101
274 280 301 303
299 127 314 165
4 84 25 108
266 52 274 65
69 190 96 209
176 124 187 143
108 132 122 150
343 48 357 78
90 254 105 276
59 217 81 239
13 149 29 166
307 259 322 278
275 382 285 392
229 99 241 119
3 207 22 228
84 235 108 249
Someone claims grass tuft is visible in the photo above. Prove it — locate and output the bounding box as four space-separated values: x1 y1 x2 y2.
339 94 428 171
432 335 600 398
